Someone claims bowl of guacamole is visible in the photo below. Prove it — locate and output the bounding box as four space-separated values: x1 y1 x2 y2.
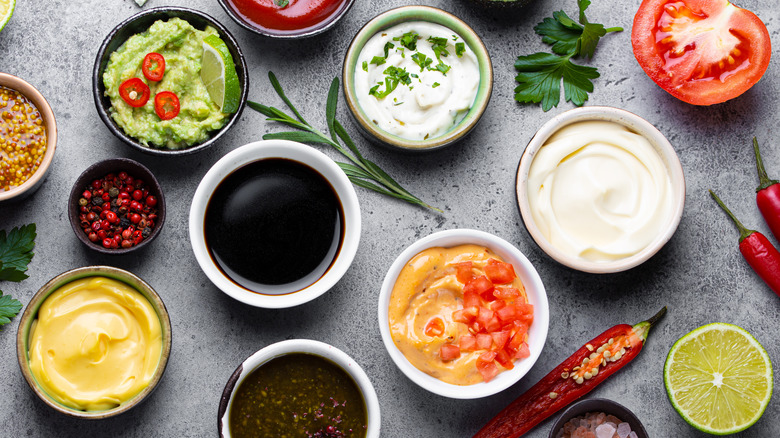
93 7 248 156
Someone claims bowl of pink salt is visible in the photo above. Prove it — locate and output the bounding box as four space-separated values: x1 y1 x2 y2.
549 398 648 438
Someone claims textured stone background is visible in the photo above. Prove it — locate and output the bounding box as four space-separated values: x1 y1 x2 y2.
1 0 779 436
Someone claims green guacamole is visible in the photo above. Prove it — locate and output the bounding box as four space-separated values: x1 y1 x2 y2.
103 18 227 149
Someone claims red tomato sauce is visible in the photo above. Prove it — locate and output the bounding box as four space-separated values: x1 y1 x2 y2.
226 0 346 32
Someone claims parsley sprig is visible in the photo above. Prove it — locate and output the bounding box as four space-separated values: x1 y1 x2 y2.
0 224 36 328
248 72 440 212
514 0 621 111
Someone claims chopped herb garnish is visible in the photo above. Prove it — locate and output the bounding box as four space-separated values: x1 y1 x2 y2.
411 52 432 72
383 41 394 58
456 42 466 57
369 66 412 99
395 31 420 51
432 82 440 88
427 36 450 61
433 62 451 75
370 56 386 66
247 72 439 211
362 61 368 72
273 0 289 6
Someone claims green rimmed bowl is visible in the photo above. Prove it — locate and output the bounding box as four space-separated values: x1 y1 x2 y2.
342 5 493 153
16 266 172 419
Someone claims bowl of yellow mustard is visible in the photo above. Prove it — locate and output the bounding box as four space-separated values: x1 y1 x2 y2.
16 266 172 418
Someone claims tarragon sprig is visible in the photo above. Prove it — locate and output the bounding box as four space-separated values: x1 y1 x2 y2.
248 72 440 212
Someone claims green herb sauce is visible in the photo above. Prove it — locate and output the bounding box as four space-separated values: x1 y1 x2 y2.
229 353 368 437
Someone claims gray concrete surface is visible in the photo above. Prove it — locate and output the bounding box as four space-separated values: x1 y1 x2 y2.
1 0 779 436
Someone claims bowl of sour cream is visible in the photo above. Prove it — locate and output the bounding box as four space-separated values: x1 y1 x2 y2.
343 6 493 152
516 107 686 274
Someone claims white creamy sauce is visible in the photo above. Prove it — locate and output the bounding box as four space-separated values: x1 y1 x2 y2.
355 21 480 142
527 121 674 262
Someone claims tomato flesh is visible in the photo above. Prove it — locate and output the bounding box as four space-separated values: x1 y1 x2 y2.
424 317 445 337
632 0 771 105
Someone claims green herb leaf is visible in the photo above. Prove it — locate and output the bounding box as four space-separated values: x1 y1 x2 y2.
0 292 22 327
370 56 386 66
383 42 394 58
455 42 466 57
578 0 592 23
579 23 608 59
427 36 450 61
274 0 289 7
362 61 368 72
395 31 420 51
0 224 36 282
514 52 598 111
411 52 432 72
535 11 583 56
249 73 439 212
369 66 411 99
432 82 440 88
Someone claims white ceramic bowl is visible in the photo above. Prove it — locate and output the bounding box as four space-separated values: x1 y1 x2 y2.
189 140 361 309
218 339 380 438
515 106 686 274
378 229 549 399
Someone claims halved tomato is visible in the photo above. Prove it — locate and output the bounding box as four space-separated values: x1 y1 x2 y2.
632 0 771 105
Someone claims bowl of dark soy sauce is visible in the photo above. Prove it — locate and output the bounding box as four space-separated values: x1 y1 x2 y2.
189 140 361 308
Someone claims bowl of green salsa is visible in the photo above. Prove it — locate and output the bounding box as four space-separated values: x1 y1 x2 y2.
218 339 380 437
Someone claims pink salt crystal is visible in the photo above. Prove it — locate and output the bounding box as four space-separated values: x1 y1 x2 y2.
595 412 606 424
617 422 631 438
628 433 638 438
605 415 622 424
595 423 616 438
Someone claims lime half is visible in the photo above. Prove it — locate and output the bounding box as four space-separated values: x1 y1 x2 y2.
0 0 15 33
664 323 773 435
201 34 240 114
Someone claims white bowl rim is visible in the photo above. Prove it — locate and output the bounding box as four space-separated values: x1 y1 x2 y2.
219 339 380 438
377 228 549 399
189 140 361 309
516 106 686 274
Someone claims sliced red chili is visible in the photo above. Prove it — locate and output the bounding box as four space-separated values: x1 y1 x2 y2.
142 53 166 82
473 307 666 438
154 91 180 120
118 78 150 108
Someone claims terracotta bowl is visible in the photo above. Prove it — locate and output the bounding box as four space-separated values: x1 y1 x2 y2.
0 73 57 202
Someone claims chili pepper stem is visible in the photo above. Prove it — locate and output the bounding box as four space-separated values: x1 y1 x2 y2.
632 306 666 342
753 137 779 192
710 190 756 243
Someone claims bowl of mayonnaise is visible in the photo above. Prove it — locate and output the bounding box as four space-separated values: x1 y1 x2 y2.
516 106 686 274
342 5 493 152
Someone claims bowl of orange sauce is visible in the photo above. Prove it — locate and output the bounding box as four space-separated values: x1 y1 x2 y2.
218 0 355 38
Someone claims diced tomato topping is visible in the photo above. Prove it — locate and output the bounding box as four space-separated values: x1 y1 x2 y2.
494 287 520 299
455 261 474 284
485 316 502 332
491 330 510 350
495 349 515 370
516 304 534 324
440 344 461 361
515 342 531 359
476 306 494 327
485 258 516 284
508 328 526 350
496 305 517 322
477 352 499 382
464 291 481 308
476 333 493 350
490 300 506 312
424 317 445 337
459 334 477 352
464 275 494 299
453 307 478 324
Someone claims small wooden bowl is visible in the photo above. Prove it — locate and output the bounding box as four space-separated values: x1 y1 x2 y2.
68 158 165 255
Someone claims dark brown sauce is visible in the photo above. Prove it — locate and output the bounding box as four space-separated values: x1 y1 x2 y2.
204 158 343 294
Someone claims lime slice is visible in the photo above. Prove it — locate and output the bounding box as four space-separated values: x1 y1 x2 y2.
664 323 773 435
0 0 15 33
201 34 240 114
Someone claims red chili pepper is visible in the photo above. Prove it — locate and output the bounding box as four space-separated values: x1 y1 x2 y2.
142 53 166 82
710 190 780 297
753 137 780 241
473 307 666 438
154 91 180 120
118 78 150 108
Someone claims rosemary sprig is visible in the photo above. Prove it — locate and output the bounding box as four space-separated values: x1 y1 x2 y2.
248 71 440 212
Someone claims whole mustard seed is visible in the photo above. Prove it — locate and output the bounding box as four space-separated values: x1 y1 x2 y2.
0 86 47 191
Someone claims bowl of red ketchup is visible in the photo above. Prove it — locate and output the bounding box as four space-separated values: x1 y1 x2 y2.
218 0 355 38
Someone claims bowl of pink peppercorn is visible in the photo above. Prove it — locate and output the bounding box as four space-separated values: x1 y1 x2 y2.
548 398 648 438
68 158 165 254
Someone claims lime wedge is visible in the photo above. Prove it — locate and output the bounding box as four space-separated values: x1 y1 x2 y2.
201 34 240 114
664 323 772 435
0 0 15 33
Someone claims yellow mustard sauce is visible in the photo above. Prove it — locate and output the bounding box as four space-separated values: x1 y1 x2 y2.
388 244 526 385
28 277 162 411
